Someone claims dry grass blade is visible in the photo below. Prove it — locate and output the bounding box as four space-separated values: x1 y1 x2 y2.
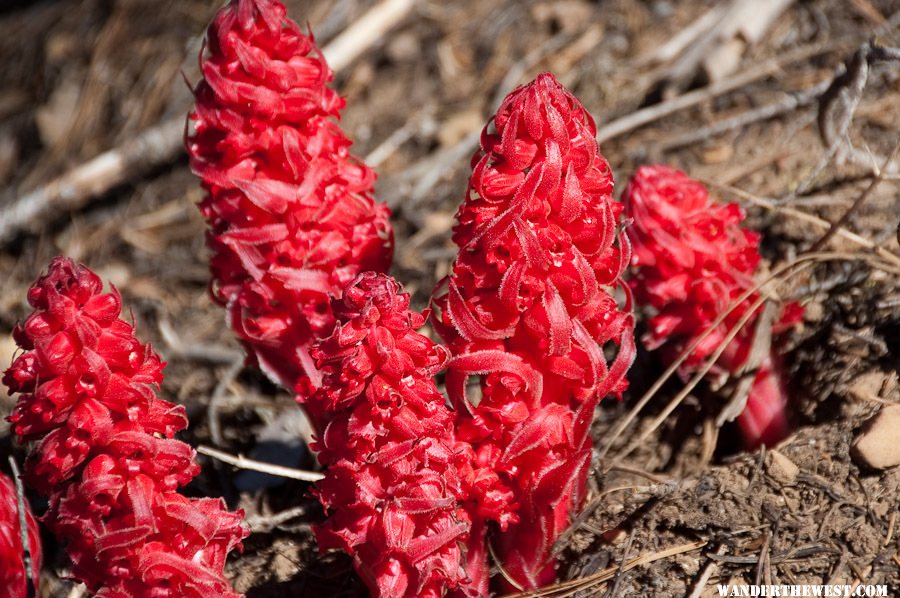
245 505 310 533
597 249 900 468
597 165 900 464
610 292 771 468
489 540 526 593
705 180 900 271
808 141 900 252
501 540 707 598
656 78 832 153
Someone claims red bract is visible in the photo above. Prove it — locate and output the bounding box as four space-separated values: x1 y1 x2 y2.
622 164 803 449
310 272 479 597
0 472 42 598
3 257 248 598
432 73 635 590
186 0 393 422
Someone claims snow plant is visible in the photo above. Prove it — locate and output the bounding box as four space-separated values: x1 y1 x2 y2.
432 73 636 590
0 471 42 598
622 165 803 449
3 257 248 598
186 0 393 430
308 272 482 598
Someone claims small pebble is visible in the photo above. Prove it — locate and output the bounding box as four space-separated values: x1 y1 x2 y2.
851 405 900 470
765 449 799 484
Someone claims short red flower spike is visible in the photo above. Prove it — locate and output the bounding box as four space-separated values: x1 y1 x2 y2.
310 272 478 598
622 165 803 449
3 257 248 598
0 472 42 598
186 0 393 422
432 73 635 590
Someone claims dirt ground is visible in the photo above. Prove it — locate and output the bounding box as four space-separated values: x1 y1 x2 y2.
1 0 899 596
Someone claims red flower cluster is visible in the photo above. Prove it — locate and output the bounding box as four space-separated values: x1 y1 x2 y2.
309 273 477 598
432 73 635 590
186 0 393 419
622 165 802 448
3 257 247 597
0 472 42 598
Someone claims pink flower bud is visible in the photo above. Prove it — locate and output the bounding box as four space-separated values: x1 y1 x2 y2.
4 257 248 597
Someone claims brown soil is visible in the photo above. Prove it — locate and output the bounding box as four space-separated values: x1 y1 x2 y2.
1 0 898 596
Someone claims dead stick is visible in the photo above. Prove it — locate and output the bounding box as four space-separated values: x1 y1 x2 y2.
656 79 832 152
8 457 35 598
598 40 847 142
323 0 415 73
0 118 184 244
687 545 726 598
196 445 324 482
0 0 417 246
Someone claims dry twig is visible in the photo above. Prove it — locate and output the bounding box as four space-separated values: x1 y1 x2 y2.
321 0 416 73
245 505 310 533
157 315 243 364
655 0 794 93
656 79 832 152
598 40 847 142
207 356 246 447
808 41 900 189
687 544 726 598
0 0 418 246
602 529 636 598
196 445 324 483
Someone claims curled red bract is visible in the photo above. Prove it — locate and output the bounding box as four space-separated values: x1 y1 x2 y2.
622 164 803 449
0 472 42 598
3 257 248 598
310 272 478 597
186 0 393 424
432 73 635 591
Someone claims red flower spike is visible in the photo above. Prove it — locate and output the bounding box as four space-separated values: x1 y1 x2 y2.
622 164 803 449
310 272 480 598
0 472 42 598
4 257 248 598
186 0 393 423
432 73 636 591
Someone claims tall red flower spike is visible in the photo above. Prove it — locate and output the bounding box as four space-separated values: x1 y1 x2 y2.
622 165 803 449
432 73 636 591
3 257 248 598
186 0 393 425
0 472 42 598
309 272 479 598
